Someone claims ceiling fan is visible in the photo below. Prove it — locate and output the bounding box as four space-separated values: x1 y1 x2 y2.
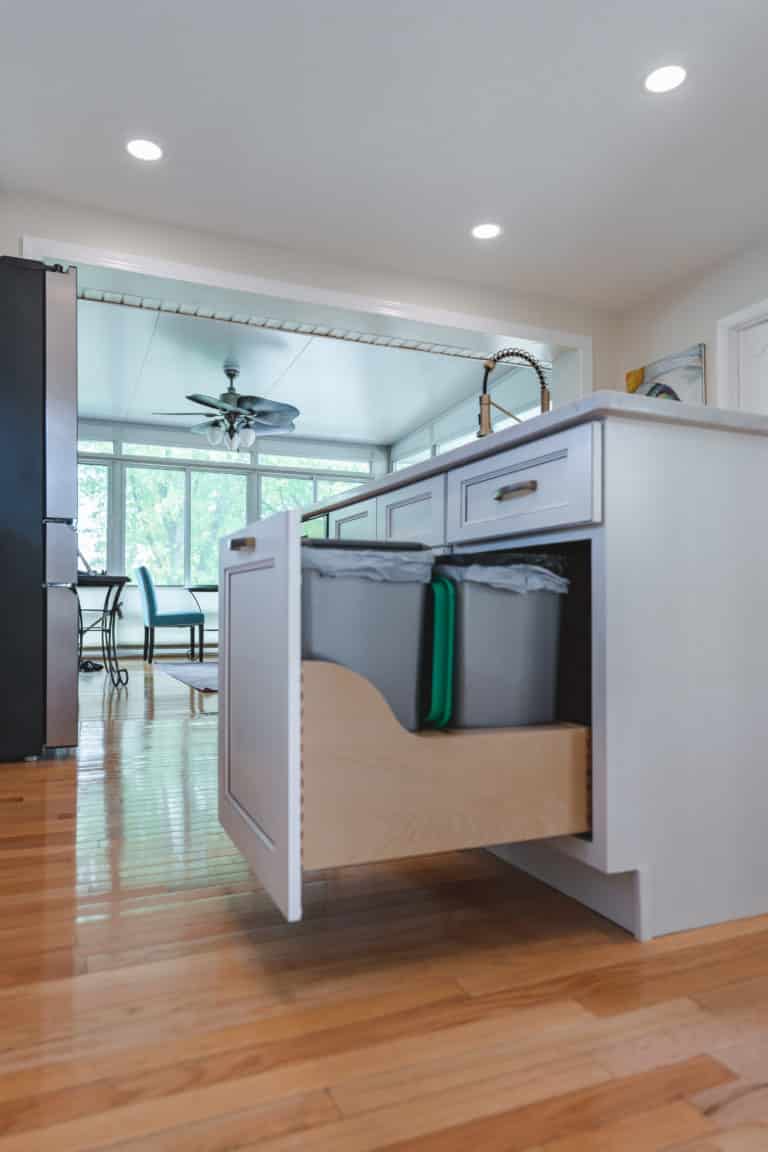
154 363 299 450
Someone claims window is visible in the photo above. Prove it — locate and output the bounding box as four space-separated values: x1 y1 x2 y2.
123 442 241 464
315 478 363 501
125 466 186 584
260 474 314 517
190 471 248 585
393 449 431 471
78 439 114 455
435 432 476 456
495 405 540 429
258 452 371 474
76 434 380 584
77 463 109 570
302 516 327 539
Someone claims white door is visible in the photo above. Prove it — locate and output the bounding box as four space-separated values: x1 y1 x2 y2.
218 510 302 920
738 319 768 413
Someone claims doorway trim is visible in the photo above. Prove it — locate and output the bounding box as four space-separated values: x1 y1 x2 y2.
717 296 768 410
21 233 593 400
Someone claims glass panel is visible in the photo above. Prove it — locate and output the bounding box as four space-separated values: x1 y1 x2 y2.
393 449 431 471
260 474 314 518
259 452 370 474
315 478 363 501
77 439 114 455
190 471 248 585
302 515 328 539
125 467 186 585
122 442 242 464
436 432 476 455
77 463 109 571
495 405 540 429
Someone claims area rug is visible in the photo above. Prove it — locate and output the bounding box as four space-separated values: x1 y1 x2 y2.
159 662 219 693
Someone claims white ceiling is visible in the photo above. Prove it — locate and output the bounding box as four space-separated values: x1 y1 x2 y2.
2 2 767 309
76 267 554 443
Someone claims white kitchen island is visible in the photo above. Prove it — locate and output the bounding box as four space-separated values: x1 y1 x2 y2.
219 391 768 939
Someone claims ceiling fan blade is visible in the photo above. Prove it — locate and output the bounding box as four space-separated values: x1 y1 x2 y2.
186 392 241 413
246 411 297 428
237 395 300 418
152 411 213 416
253 422 296 436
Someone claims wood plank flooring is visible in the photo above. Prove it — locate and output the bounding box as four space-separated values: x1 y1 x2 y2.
0 662 766 1150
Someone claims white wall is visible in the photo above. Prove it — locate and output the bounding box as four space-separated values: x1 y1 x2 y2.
621 238 768 406
0 190 623 393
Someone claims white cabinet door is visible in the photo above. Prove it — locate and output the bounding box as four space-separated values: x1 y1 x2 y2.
218 511 302 921
328 497 377 540
739 319 768 413
376 476 446 545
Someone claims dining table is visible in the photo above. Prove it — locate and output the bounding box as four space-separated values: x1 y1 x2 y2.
77 573 130 687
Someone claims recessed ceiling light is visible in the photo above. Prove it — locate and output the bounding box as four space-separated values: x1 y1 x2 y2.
644 65 686 94
126 138 163 161
471 223 502 240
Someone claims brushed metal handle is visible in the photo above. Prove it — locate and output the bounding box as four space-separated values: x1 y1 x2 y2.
45 581 78 594
493 480 538 502
229 536 256 551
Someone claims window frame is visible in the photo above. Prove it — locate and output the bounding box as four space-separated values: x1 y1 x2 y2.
76 459 111 571
189 467 250 587
123 461 188 588
77 436 371 586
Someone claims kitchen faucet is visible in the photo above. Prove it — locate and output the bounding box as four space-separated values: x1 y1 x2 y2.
478 347 551 437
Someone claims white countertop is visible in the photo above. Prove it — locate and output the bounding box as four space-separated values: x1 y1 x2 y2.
303 390 768 519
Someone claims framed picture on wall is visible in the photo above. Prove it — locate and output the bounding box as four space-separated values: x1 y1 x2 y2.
625 343 706 405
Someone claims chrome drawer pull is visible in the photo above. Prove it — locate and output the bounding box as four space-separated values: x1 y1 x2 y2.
229 536 256 551
493 480 538 502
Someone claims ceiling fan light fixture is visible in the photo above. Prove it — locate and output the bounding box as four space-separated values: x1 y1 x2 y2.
228 429 241 451
239 426 257 450
206 423 225 447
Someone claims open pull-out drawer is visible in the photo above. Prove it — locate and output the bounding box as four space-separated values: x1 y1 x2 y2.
219 511 590 922
302 661 589 870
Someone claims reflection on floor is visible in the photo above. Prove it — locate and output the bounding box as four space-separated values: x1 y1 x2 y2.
0 663 766 1149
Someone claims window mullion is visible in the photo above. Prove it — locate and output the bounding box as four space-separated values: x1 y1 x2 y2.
113 461 125 576
184 468 192 588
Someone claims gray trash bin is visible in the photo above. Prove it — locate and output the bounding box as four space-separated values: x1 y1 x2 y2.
438 563 569 728
301 544 433 731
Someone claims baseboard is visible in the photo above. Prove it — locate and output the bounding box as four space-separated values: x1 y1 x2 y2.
491 840 650 940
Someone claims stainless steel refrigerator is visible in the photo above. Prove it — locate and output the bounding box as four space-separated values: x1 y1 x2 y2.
0 257 78 761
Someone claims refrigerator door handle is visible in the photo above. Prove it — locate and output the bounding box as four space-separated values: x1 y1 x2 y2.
43 516 77 527
45 581 78 594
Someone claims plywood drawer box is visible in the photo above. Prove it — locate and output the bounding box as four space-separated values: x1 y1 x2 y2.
446 423 602 543
219 512 591 921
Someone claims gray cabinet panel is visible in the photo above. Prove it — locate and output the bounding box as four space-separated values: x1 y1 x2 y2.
328 497 377 540
376 475 446 545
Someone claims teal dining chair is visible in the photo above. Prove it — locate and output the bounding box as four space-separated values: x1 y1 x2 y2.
134 566 205 663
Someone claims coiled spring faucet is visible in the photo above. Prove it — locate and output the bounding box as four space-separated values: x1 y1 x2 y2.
478 347 551 437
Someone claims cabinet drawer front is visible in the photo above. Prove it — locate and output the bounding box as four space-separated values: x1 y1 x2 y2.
376 475 446 545
446 423 601 543
329 497 377 540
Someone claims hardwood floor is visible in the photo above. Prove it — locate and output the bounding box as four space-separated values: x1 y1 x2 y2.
0 663 766 1150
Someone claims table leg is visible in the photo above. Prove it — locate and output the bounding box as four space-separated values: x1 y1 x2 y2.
100 585 129 688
